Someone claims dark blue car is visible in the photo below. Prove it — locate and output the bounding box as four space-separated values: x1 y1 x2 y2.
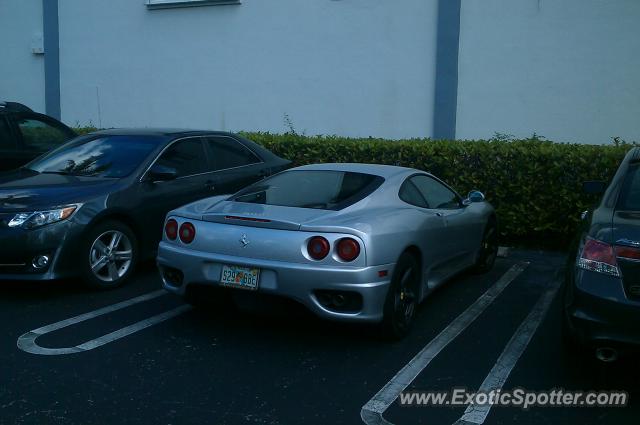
563 147 640 362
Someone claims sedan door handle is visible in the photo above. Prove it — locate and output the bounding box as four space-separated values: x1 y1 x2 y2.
435 212 444 217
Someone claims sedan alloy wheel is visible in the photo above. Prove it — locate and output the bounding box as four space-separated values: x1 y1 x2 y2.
89 230 133 282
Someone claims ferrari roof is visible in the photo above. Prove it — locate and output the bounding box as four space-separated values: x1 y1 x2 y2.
292 163 420 178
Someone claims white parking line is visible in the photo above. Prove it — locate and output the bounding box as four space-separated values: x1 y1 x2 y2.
453 276 562 425
361 262 529 425
17 290 191 355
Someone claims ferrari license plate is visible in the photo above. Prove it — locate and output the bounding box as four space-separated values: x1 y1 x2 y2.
220 264 260 290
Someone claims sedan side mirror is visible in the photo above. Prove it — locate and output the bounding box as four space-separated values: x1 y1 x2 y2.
146 164 178 182
463 190 485 205
582 181 606 195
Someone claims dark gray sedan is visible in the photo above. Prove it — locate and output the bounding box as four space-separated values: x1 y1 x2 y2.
0 129 289 288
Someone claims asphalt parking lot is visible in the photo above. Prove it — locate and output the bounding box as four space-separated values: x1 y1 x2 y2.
1 250 637 425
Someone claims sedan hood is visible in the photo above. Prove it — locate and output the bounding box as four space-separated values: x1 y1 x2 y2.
0 169 118 211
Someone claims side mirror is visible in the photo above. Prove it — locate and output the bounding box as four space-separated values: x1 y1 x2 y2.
146 164 178 182
463 190 485 205
582 181 606 195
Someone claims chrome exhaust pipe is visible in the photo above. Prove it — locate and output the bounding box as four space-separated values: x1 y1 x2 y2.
595 347 618 363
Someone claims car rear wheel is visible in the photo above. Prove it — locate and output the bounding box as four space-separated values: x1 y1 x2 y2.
473 219 498 274
81 220 138 289
381 252 420 340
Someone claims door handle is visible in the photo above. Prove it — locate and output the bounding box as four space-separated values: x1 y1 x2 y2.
435 212 444 217
205 180 216 191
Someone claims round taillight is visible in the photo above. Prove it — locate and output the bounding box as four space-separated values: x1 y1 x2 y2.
307 236 330 260
179 222 196 244
337 238 360 262
165 219 178 240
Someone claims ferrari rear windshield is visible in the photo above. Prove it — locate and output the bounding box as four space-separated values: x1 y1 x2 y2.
232 170 384 210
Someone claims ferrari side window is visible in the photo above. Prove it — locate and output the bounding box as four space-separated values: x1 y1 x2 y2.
399 179 429 208
410 175 461 209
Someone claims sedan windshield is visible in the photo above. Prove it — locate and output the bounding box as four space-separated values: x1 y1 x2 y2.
233 170 384 210
26 135 160 178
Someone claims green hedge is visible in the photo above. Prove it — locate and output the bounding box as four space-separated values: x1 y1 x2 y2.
241 132 632 248
74 127 633 248
74 126 99 135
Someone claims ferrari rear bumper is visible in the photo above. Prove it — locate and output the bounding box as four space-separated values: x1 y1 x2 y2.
157 241 394 323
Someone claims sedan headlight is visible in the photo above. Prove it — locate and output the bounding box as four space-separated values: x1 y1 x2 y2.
8 205 79 229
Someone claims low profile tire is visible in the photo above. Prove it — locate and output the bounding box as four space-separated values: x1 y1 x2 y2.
81 220 138 289
381 252 420 340
472 219 498 274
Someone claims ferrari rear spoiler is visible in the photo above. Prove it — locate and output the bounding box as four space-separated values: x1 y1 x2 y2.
201 213 302 231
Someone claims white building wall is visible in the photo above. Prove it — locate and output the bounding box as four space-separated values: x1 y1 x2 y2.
58 0 438 138
456 0 640 145
0 0 45 112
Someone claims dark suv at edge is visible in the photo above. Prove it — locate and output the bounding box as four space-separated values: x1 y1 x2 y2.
0 102 76 171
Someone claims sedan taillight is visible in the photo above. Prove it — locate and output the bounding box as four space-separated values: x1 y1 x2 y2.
165 219 178 241
577 237 620 277
615 245 640 261
179 222 196 244
337 238 360 262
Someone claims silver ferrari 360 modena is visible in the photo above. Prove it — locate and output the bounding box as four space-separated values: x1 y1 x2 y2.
157 163 497 338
